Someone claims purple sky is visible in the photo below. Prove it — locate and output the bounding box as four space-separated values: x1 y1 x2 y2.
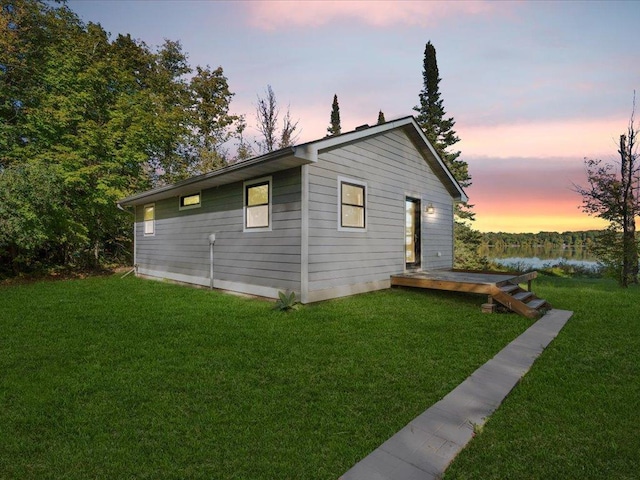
67 0 640 232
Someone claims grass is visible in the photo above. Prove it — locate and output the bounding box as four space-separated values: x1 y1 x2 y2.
444 276 640 479
0 275 532 479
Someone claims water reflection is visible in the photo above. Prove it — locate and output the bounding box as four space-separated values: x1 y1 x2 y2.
479 245 597 262
481 245 599 270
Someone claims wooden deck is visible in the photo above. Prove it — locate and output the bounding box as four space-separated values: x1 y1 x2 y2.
390 270 550 319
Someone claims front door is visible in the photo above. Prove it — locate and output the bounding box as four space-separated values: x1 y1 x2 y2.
405 198 421 269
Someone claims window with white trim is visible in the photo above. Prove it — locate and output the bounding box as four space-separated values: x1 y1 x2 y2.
143 204 155 236
244 177 272 231
179 192 201 210
338 177 367 231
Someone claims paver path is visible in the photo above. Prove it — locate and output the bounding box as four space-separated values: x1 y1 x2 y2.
340 309 573 480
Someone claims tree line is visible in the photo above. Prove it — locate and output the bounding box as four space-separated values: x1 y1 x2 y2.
0 0 476 276
4 1 636 287
1 0 254 274
479 231 601 249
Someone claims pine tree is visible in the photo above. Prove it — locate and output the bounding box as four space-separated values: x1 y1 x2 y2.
414 40 479 269
377 110 386 124
414 41 471 196
327 94 341 136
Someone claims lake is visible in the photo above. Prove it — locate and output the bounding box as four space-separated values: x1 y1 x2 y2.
479 245 599 271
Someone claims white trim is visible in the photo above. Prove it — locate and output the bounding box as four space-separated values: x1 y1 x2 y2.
301 165 310 303
451 197 456 267
408 121 468 203
119 116 466 207
404 195 423 272
178 191 202 211
305 279 391 303
213 279 285 300
138 268 209 287
337 176 367 232
136 267 288 300
143 203 155 236
302 117 413 153
243 176 273 232
136 267 389 304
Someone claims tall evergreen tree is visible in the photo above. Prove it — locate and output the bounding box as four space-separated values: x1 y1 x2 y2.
327 94 341 136
377 110 386 124
414 41 472 206
414 40 481 269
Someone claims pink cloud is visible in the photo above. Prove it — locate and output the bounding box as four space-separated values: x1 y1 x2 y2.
244 1 498 30
458 117 629 159
466 155 610 233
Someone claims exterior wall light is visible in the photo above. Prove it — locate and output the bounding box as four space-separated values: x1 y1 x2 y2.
426 203 435 215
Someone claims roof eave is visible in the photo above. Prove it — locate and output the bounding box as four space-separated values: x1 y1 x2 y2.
117 115 469 207
117 147 310 207
400 119 469 204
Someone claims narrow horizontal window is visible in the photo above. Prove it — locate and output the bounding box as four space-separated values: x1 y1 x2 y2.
340 181 365 229
179 192 201 210
143 204 155 236
244 178 271 230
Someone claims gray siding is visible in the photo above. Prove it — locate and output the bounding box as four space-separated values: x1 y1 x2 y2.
307 130 454 296
135 167 302 295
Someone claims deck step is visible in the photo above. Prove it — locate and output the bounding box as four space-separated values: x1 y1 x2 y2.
513 291 533 302
389 270 550 319
527 298 548 310
500 284 519 294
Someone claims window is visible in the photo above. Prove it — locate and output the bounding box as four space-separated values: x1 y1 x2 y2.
143 204 155 236
338 177 366 230
244 177 272 231
179 192 201 210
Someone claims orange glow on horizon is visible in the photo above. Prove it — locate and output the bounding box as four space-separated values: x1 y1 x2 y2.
472 213 608 234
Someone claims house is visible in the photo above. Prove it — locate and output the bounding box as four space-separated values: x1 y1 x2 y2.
117 116 468 303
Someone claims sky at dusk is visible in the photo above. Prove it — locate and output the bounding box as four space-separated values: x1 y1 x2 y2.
67 0 640 233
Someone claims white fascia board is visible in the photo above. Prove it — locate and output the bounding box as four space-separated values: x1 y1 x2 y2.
405 118 468 203
307 117 415 153
296 116 467 204
118 148 301 207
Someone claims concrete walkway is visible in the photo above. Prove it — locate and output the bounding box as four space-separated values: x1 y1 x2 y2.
340 309 573 480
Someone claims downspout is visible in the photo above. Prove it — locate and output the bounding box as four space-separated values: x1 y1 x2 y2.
208 233 216 289
117 203 137 274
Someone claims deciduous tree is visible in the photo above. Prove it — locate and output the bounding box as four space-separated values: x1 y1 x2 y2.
279 107 299 148
255 85 299 152
575 101 639 286
0 0 242 273
188 65 238 174
255 85 278 153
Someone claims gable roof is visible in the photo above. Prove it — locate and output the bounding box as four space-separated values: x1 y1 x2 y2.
117 116 468 207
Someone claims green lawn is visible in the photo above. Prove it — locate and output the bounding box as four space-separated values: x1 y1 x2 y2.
2 276 637 479
1 275 531 479
445 277 640 479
